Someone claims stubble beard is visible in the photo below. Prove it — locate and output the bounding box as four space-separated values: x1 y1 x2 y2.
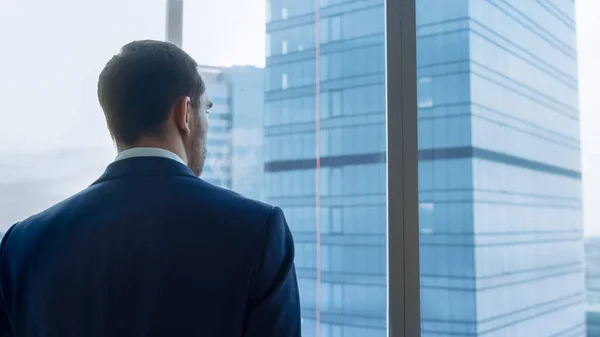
187 135 206 177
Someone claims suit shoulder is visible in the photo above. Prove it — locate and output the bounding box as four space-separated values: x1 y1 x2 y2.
182 180 283 251
190 178 274 214
5 187 91 242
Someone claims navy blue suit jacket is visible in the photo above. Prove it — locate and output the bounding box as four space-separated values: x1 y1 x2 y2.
0 157 301 336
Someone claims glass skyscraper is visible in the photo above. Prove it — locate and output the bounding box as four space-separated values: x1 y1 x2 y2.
417 0 583 336
264 0 583 336
202 66 265 200
265 1 387 336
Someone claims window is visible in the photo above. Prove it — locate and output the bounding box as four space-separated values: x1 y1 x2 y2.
320 91 330 118
9 1 590 337
320 55 329 81
330 16 342 42
265 33 271 57
321 282 344 310
332 283 343 309
320 18 330 44
320 168 330 196
331 168 342 195
321 282 331 309
414 0 586 335
331 90 342 117
330 53 342 79
5 5 392 334
331 207 342 233
417 77 433 108
266 0 272 23
320 16 342 44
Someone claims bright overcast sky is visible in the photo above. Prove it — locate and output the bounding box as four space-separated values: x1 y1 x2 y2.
0 0 265 153
0 0 599 234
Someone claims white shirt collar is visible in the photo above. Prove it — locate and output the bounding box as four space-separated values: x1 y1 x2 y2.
114 147 186 166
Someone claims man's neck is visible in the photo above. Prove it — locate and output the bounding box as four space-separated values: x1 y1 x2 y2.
118 139 188 164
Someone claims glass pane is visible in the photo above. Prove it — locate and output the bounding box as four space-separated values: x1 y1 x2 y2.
0 0 388 336
416 1 587 336
266 1 387 336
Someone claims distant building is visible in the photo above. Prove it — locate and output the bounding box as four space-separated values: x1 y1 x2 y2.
586 237 600 305
586 238 600 336
264 0 582 336
588 307 600 336
200 66 265 200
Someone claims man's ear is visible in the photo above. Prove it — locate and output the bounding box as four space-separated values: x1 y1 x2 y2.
173 96 191 135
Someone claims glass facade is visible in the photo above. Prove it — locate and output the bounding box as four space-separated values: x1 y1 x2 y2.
418 0 583 335
586 238 600 306
266 0 583 336
586 238 600 336
201 66 264 200
0 1 591 336
588 308 600 337
227 67 265 200
265 1 387 336
202 67 234 188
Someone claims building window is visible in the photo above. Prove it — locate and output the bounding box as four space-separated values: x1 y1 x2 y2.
332 283 343 309
266 0 272 22
331 325 342 337
265 34 271 57
330 53 341 79
320 55 329 81
282 73 288 90
331 167 342 195
320 168 330 195
331 90 342 117
281 40 288 55
321 245 331 271
321 282 343 310
321 91 330 118
320 323 343 337
331 207 342 233
321 129 330 156
330 16 342 41
281 7 288 20
322 283 331 310
417 77 433 108
320 18 330 44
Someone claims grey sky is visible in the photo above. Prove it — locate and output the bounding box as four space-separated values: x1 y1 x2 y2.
0 0 599 234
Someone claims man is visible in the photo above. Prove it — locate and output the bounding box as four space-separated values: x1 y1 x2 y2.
0 40 301 337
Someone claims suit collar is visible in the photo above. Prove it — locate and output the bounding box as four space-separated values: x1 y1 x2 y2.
91 157 197 186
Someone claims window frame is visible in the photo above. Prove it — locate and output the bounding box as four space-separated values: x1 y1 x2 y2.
385 0 421 336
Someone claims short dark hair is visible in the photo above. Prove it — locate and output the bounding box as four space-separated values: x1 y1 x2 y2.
98 40 204 145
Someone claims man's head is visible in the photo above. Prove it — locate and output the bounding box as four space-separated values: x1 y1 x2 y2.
98 40 211 176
